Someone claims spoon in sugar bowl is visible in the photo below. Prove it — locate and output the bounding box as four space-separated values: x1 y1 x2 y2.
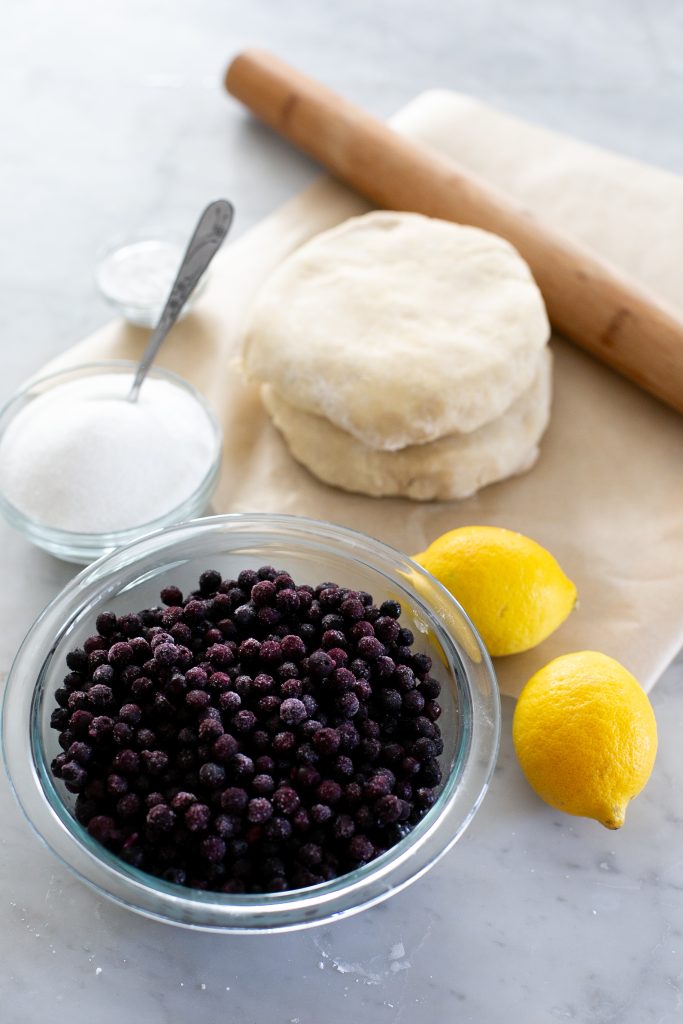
128 198 234 402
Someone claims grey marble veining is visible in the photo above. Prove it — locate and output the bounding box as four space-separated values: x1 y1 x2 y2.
1 2 682 1021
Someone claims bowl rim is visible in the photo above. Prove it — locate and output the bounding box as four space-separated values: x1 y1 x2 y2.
0 361 223 556
2 512 500 932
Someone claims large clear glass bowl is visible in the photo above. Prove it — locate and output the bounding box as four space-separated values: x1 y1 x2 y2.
0 361 223 563
2 514 500 933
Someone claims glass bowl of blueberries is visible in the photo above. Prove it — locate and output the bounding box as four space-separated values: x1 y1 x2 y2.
2 513 500 933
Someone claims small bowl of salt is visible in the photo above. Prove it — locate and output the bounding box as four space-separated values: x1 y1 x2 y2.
96 234 210 327
0 361 222 563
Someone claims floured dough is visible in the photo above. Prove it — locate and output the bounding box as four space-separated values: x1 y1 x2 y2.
262 349 553 501
243 210 550 450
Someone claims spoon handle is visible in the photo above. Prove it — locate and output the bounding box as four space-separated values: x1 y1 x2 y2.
128 198 234 401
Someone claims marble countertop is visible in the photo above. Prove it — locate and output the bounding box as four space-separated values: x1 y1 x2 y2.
2 2 682 1021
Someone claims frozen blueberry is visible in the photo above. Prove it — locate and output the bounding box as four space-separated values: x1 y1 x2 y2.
199 569 222 595
280 698 308 726
185 803 211 832
230 753 255 779
50 565 444 895
247 797 273 823
308 651 335 678
160 585 183 606
251 580 276 606
220 786 248 813
108 642 133 668
96 611 118 637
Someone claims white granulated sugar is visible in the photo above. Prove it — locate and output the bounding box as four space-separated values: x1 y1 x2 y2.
0 373 216 533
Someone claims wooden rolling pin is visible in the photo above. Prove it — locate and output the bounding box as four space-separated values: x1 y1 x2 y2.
225 49 683 415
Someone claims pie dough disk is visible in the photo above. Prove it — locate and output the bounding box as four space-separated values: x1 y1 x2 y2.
243 210 550 451
262 349 553 501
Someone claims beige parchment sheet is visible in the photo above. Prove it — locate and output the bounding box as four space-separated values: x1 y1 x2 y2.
45 90 683 697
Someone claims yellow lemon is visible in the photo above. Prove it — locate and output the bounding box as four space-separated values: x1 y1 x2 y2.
513 651 657 829
413 526 576 656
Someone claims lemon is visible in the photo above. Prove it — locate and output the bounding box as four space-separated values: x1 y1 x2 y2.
513 651 657 829
413 526 576 656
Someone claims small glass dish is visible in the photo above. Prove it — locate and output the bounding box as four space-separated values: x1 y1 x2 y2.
0 361 222 563
96 233 210 328
1 514 500 933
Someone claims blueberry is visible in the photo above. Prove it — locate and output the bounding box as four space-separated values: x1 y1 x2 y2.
259 640 282 665
280 697 308 726
375 794 403 823
171 791 197 812
312 728 341 756
420 676 441 699
256 565 278 582
108 642 133 668
275 588 300 615
218 691 241 714
119 613 143 638
380 689 402 714
112 749 139 775
153 642 179 667
84 635 108 655
379 600 401 619
230 753 255 779
247 797 273 823
336 693 360 719
280 678 303 699
141 750 169 776
106 773 129 797
87 816 117 844
207 644 234 669
264 817 292 842
357 636 385 660
186 688 211 711
214 814 241 839
403 690 425 714
50 566 444 894
233 710 257 733
185 666 208 689
252 672 274 694
116 793 141 819
199 570 222 595
66 648 88 672
50 708 69 730
161 606 185 629
333 814 355 840
332 668 355 693
199 762 226 789
310 804 332 824
96 611 118 637
185 803 211 832
220 787 248 813
299 842 323 867
160 585 183 606
316 779 342 804
280 634 306 660
308 651 335 678
251 580 276 606
198 717 224 742
61 761 87 790
237 569 259 590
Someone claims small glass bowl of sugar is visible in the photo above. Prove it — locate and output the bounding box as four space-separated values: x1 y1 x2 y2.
0 362 222 563
96 234 210 328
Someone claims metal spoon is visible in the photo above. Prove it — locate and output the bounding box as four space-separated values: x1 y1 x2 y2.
128 198 234 401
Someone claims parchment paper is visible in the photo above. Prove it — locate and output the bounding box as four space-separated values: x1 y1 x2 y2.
44 90 683 697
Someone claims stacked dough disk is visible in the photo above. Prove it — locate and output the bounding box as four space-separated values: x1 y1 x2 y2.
243 211 553 501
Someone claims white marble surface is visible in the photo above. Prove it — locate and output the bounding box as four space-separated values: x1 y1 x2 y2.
2 2 682 1021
